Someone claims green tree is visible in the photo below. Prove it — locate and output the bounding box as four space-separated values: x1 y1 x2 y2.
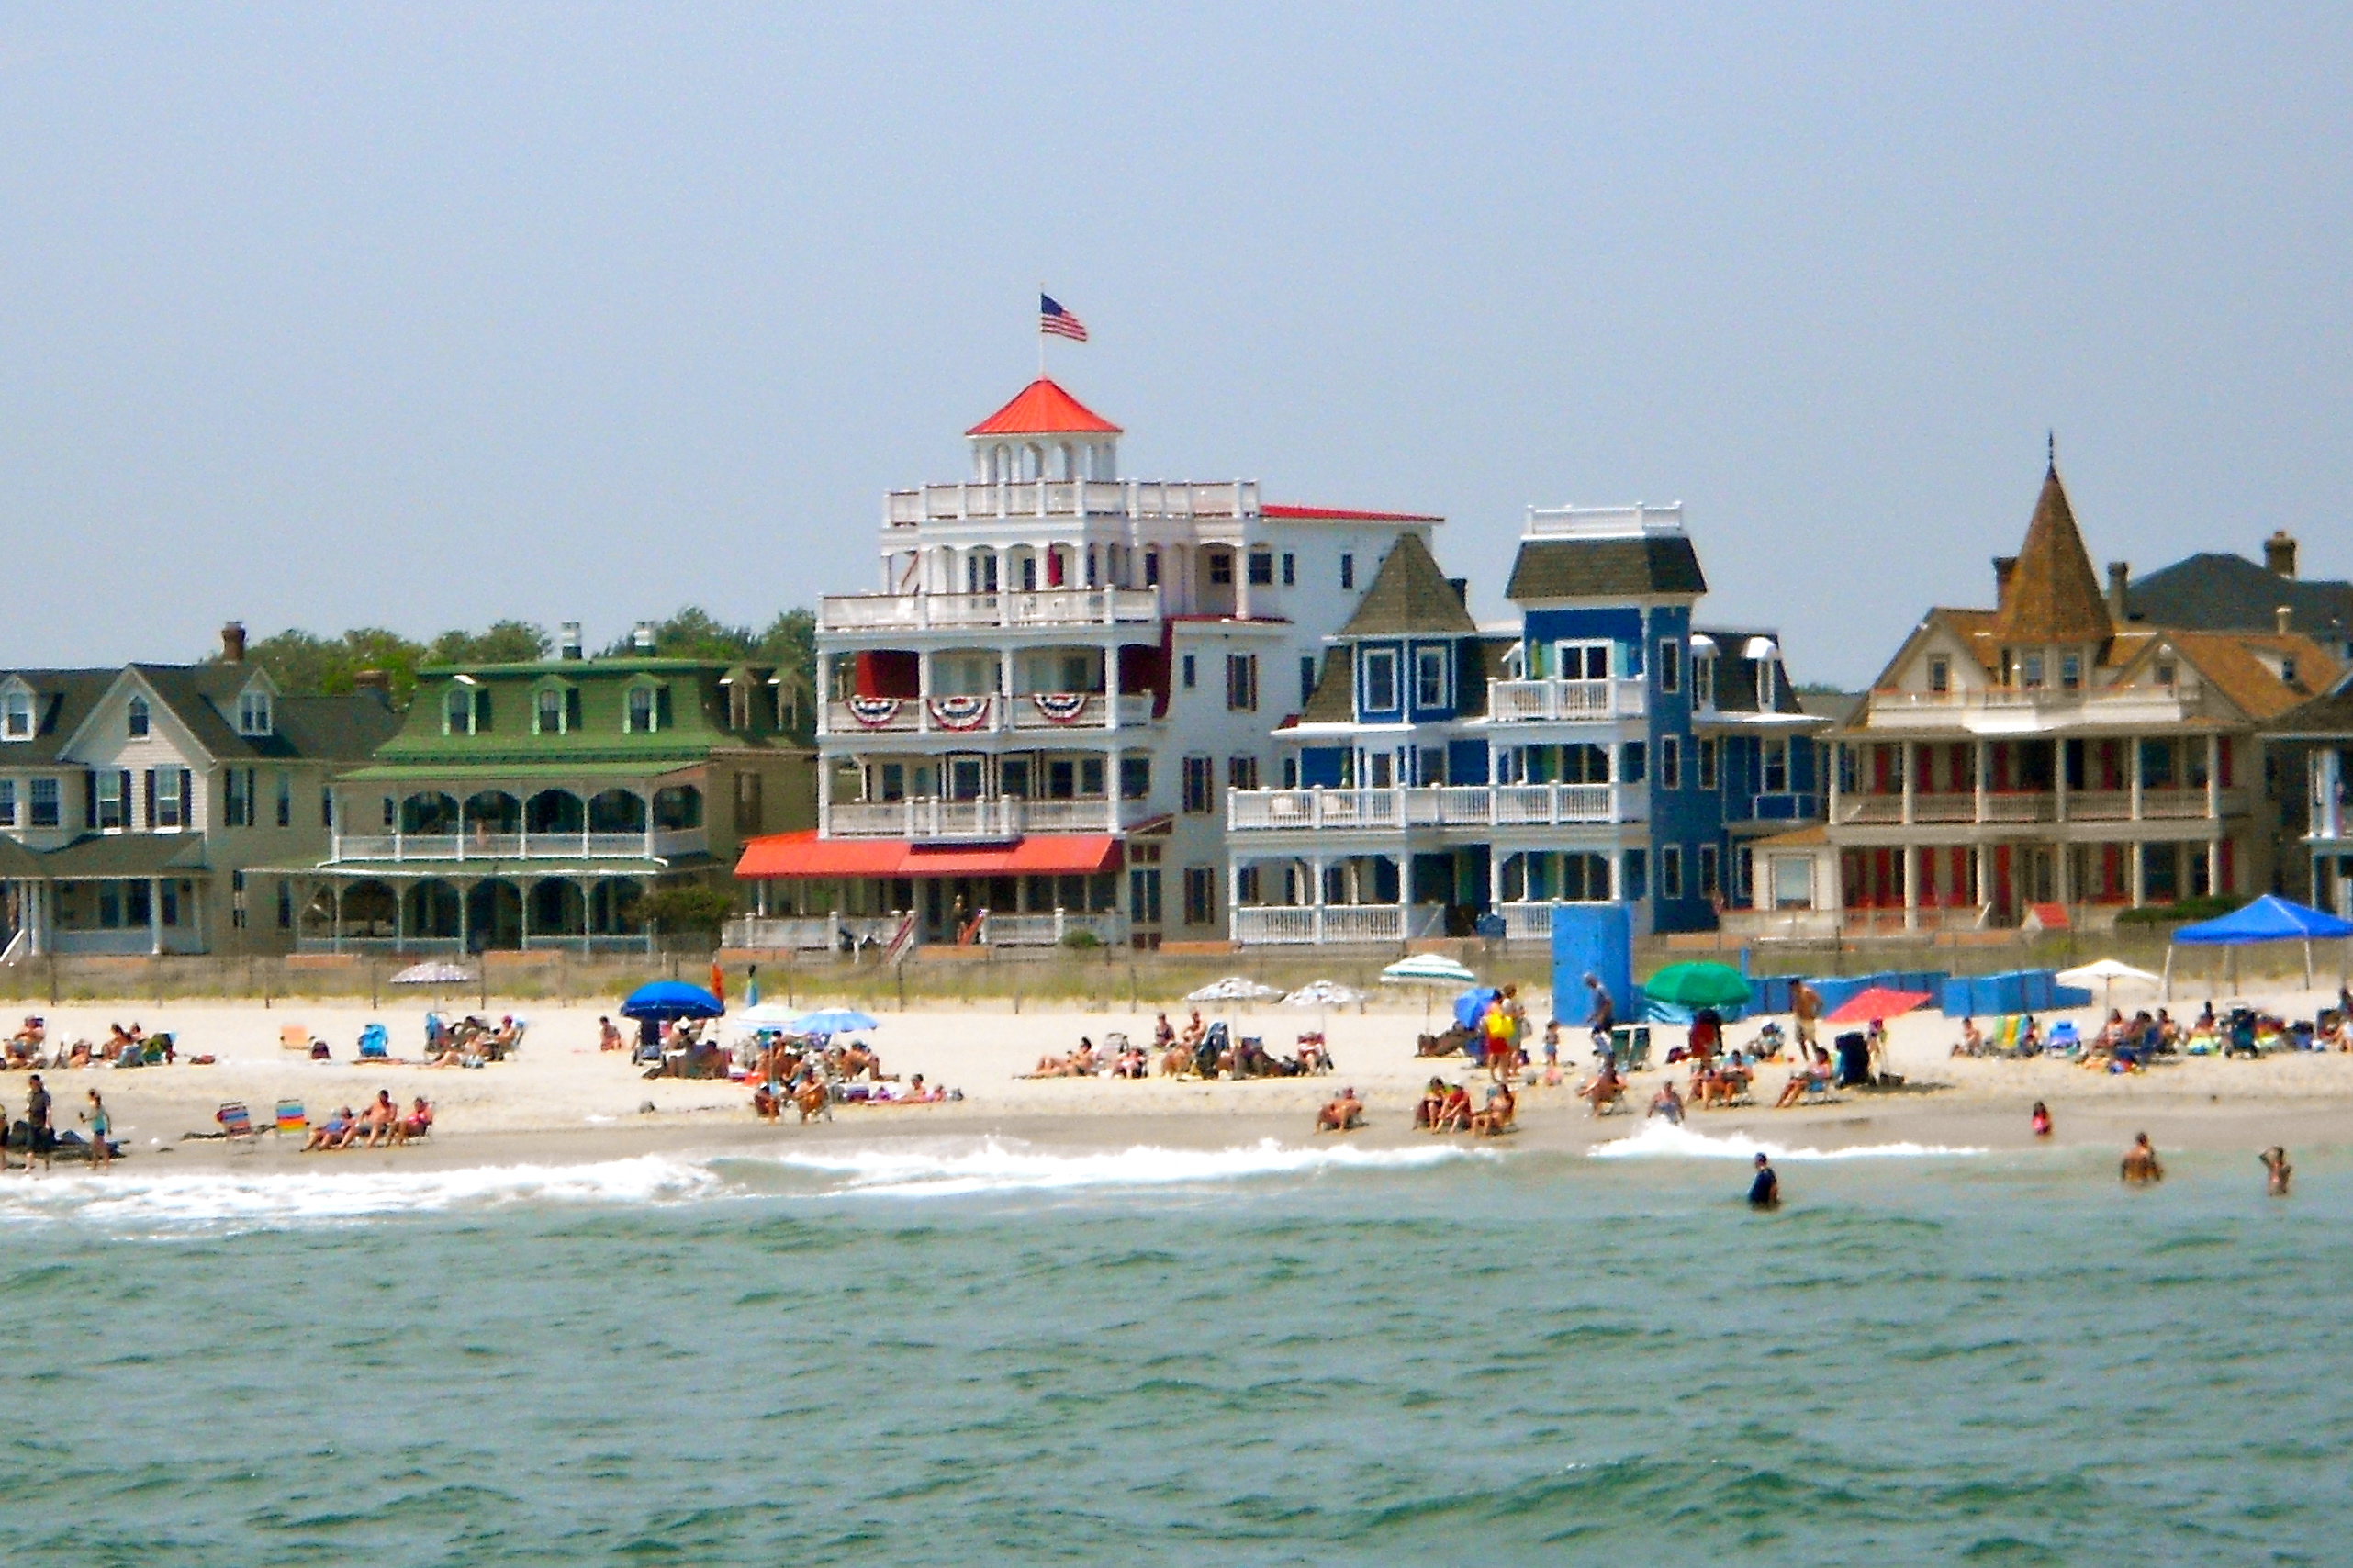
429 620 552 666
225 626 430 706
642 883 735 939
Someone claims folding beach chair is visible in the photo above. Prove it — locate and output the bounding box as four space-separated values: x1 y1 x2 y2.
217 1101 256 1149
274 1101 308 1137
279 1024 310 1052
356 1024 390 1060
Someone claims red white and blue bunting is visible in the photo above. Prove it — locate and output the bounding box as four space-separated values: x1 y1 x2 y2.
928 695 993 732
1031 691 1092 724
845 695 903 728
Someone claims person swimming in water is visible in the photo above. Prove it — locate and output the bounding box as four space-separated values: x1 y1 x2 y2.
2120 1132 2163 1184
1747 1152 1779 1210
2030 1101 2052 1139
2259 1146 2291 1196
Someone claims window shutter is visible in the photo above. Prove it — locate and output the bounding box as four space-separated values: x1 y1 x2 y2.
145 770 156 829
121 770 134 824
84 769 97 827
181 769 194 829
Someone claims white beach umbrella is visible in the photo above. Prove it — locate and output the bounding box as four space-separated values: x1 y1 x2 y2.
389 960 474 985
1282 980 1369 1009
2056 958 2165 1014
1185 976 1283 1003
1379 953 1477 1024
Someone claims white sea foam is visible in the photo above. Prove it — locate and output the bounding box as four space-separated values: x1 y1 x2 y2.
756 1137 1490 1198
1588 1120 1984 1162
0 1154 719 1232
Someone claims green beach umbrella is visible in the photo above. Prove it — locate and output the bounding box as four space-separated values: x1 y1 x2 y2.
1641 961 1752 1009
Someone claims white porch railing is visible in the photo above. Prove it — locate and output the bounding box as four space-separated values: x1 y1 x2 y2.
818 587 1162 633
722 914 911 952
881 479 1258 528
1230 903 1447 946
980 910 1128 947
327 829 706 863
1831 787 2242 827
823 691 1156 735
823 797 1151 840
1486 678 1647 722
1227 784 1639 833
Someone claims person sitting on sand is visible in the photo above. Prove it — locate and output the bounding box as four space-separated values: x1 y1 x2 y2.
1775 1047 1831 1108
1429 1082 1473 1133
2260 1146 2292 1196
2316 1014 2351 1052
793 1077 831 1123
390 1097 433 1144
900 1073 947 1104
1153 1012 1174 1053
752 1081 780 1120
1181 1009 1206 1050
1315 1086 1366 1134
359 1090 400 1148
1576 1058 1625 1117
303 1106 357 1152
1649 1081 1685 1125
1472 1082 1516 1137
2120 1132 2164 1184
1413 1077 1447 1129
1686 1058 1720 1109
599 1015 624 1052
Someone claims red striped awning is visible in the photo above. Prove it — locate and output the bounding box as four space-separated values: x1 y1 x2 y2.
734 831 1119 879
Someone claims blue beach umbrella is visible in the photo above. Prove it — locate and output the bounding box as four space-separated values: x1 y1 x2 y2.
786 1007 880 1036
619 980 724 1022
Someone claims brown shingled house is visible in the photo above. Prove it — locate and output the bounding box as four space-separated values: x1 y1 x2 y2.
1816 462 2342 931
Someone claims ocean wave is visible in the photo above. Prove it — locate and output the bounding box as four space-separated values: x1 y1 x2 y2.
1588 1121 1984 1162
0 1155 719 1232
748 1137 1493 1198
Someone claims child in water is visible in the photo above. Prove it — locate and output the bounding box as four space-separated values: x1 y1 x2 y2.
2260 1147 2292 1196
2030 1101 2052 1139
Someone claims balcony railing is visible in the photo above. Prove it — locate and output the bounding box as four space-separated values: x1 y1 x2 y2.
822 797 1153 841
1231 903 1448 946
822 692 1155 736
818 587 1161 633
979 910 1128 947
1863 686 2195 730
326 829 707 863
1227 784 1641 833
1831 787 2242 826
1486 678 1647 722
883 479 1259 527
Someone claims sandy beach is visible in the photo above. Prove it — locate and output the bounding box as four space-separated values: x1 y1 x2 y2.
6 980 2351 1175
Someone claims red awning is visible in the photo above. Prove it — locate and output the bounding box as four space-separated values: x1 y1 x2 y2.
735 831 1119 879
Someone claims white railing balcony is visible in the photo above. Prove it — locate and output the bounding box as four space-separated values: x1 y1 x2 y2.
1230 903 1448 946
1523 502 1684 539
883 478 1259 528
822 797 1154 841
1485 678 1647 722
328 829 706 863
1830 786 2243 827
979 909 1128 947
1009 692 1156 730
1227 784 1641 834
822 689 1159 736
1863 685 2196 732
817 587 1161 633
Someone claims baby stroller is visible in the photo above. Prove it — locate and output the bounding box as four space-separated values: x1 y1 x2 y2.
1196 1021 1229 1079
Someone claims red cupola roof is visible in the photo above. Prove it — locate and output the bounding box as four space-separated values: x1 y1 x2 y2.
966 377 1123 437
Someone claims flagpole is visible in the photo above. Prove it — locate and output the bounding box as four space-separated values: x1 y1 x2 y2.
1037 282 1047 378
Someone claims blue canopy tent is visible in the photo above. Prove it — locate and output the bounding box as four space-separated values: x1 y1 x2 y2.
2168 895 2353 994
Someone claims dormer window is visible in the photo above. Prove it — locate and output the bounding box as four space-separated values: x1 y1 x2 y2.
443 684 489 736
237 688 273 736
127 696 151 737
2 687 30 741
2021 654 2045 690
535 687 569 735
2283 655 2300 685
626 683 662 734
1692 656 1716 709
2156 660 2177 688
2060 652 2081 690
1758 660 1778 710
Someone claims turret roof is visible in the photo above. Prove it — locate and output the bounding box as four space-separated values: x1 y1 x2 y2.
966 378 1122 437
1992 465 2114 644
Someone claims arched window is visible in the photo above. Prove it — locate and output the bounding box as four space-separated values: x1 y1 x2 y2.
127 697 150 738
536 688 565 734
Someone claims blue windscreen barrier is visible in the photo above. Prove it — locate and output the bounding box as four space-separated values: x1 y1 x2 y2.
1552 905 1634 1028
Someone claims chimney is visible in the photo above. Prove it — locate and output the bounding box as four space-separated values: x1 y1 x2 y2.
220 622 247 664
352 668 392 706
2265 530 2298 578
632 620 657 653
1446 577 1469 607
2277 605 2293 635
1992 556 2018 601
2106 561 2130 622
559 621 584 661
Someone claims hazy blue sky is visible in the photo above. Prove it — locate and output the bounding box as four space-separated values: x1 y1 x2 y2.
1 4 2347 682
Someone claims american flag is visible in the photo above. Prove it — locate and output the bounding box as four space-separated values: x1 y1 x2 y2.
1039 294 1089 342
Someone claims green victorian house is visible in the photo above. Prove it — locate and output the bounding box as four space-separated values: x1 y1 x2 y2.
271 649 815 954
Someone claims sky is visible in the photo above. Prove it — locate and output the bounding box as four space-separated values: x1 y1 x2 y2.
0 3 2347 684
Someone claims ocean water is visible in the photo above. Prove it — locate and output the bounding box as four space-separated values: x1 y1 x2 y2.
1 1128 2345 1566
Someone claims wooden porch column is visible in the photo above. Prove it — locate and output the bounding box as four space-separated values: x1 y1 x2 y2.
148 877 162 956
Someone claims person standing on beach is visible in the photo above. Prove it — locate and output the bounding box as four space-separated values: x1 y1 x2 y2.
83 1091 111 1170
2260 1147 2292 1196
1584 975 1615 1056
2120 1132 2163 1184
1792 981 1821 1053
23 1075 53 1172
1747 1153 1779 1210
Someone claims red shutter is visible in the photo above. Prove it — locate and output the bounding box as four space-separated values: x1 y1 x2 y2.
2218 736 2234 789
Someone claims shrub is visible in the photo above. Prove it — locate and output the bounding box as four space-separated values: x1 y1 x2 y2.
2115 894 2247 927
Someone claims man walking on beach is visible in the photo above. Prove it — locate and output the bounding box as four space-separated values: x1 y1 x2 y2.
1584 974 1615 1056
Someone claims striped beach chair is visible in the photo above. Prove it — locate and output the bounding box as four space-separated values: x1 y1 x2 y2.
216 1102 256 1148
274 1101 308 1137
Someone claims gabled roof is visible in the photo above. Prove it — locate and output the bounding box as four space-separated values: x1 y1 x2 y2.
0 670 117 763
2264 676 2353 737
1338 533 1477 637
126 665 399 763
2127 553 2353 644
1506 536 1706 601
1298 648 1354 725
966 378 1121 437
2161 631 2341 722
1991 465 2114 644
